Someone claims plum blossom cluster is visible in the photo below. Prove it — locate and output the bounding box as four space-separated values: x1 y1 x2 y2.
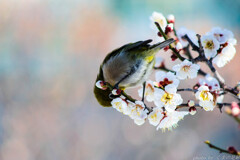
111 98 148 125
96 11 240 134
201 28 237 67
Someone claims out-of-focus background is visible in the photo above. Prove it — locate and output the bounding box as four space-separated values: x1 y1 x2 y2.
0 0 239 160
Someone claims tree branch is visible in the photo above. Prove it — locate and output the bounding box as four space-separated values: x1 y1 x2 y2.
205 141 240 156
177 88 197 92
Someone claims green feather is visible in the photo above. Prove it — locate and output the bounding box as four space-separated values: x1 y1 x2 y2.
94 66 112 107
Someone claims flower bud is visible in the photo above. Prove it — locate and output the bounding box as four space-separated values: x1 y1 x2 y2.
171 54 178 61
167 14 175 23
165 23 174 34
112 88 122 95
188 100 195 107
164 46 169 51
189 107 197 115
231 102 240 116
228 146 238 154
157 32 162 37
95 80 107 90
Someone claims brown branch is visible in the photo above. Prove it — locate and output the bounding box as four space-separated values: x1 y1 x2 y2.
205 141 240 156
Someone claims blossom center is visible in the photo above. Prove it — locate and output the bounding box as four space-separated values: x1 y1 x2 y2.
205 40 214 49
200 91 210 101
182 65 191 72
115 102 123 111
150 113 158 121
161 92 173 104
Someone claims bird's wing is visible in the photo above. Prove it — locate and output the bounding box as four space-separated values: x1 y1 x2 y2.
103 39 153 64
122 39 152 51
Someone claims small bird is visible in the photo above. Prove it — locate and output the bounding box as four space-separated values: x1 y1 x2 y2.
94 38 175 107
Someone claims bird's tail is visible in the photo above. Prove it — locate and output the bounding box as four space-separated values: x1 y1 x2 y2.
149 38 175 50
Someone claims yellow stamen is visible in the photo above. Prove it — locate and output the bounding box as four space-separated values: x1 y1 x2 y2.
161 92 173 104
182 65 190 72
200 91 209 101
205 40 214 49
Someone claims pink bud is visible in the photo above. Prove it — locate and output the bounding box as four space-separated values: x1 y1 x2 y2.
96 80 107 90
157 32 162 37
171 54 178 61
231 102 240 116
228 146 238 154
189 107 197 115
165 23 174 34
167 14 175 23
112 89 122 95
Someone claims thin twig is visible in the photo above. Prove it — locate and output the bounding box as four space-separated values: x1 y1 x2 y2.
205 141 240 156
183 34 199 52
177 88 197 92
176 102 233 110
185 45 194 59
176 103 201 110
155 22 185 61
196 34 204 57
153 66 175 73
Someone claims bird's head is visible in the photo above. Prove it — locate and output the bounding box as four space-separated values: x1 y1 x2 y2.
93 66 112 107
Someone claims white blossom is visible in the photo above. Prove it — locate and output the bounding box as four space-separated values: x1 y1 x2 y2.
199 74 220 92
154 84 183 112
172 59 200 79
201 34 220 59
195 85 215 111
129 101 148 125
124 100 135 115
199 101 215 111
148 107 164 126
111 98 128 113
156 111 189 131
207 27 235 44
150 12 167 31
138 80 155 102
195 86 213 102
198 76 223 110
154 71 179 88
176 27 198 48
212 43 236 67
